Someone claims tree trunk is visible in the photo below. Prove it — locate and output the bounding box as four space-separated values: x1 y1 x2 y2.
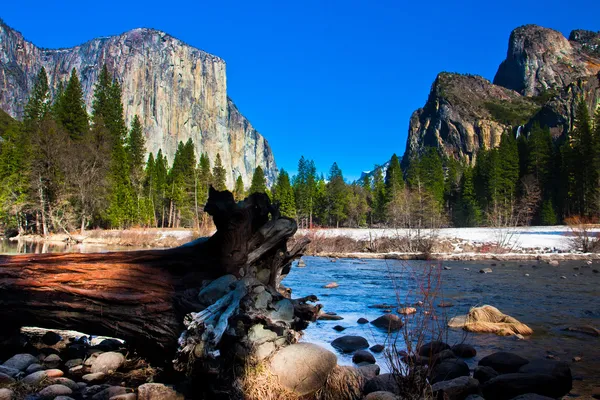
0 188 315 370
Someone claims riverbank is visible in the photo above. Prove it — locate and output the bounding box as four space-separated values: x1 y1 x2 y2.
295 226 600 261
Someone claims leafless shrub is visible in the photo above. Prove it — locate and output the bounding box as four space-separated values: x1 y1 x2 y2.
566 216 600 253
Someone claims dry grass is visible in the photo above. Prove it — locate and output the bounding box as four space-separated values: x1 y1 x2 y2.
85 228 202 247
449 305 533 336
315 366 364 400
566 216 600 253
236 360 301 400
296 232 438 255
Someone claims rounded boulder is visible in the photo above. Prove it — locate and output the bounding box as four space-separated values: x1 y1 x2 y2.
269 343 337 395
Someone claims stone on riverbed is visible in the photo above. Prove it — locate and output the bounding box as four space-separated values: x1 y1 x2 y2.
324 282 339 288
364 391 399 400
357 317 369 324
370 314 403 332
397 307 416 315
352 350 375 364
418 341 450 357
331 335 369 353
269 343 337 395
432 376 479 400
38 384 72 399
429 358 470 384
452 343 477 358
474 365 499 384
479 351 530 374
0 389 13 400
0 372 14 384
363 374 401 395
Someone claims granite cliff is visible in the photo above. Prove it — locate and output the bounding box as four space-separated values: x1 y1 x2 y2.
403 25 600 166
0 20 276 187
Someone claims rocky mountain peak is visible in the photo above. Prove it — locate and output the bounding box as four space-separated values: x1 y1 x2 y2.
0 21 276 187
493 24 600 96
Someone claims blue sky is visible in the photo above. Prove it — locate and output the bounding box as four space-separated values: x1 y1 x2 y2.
2 1 599 180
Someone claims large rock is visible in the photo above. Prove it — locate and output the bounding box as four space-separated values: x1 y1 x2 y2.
0 372 14 384
432 376 480 400
91 386 128 400
357 363 380 379
479 352 529 374
0 388 13 400
370 314 404 332
481 372 572 400
0 366 19 377
90 352 125 374
418 341 451 357
268 343 337 395
518 359 572 394
331 336 369 353
2 353 38 371
352 350 375 364
137 383 183 400
430 358 470 384
364 391 399 400
474 365 499 384
363 374 401 395
22 369 64 385
0 20 278 188
452 343 477 358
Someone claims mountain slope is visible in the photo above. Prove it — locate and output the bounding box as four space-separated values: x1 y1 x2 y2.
403 25 600 166
0 19 276 187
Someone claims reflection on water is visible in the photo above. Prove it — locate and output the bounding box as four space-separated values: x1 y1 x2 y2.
283 257 600 390
0 239 144 254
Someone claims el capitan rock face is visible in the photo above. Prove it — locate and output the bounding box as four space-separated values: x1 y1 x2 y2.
0 19 276 187
403 25 600 166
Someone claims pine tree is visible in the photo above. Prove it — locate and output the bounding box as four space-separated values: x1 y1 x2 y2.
456 166 481 226
55 68 89 139
24 67 50 129
384 153 404 199
249 166 267 194
293 156 317 228
360 174 373 225
372 167 386 223
272 170 296 218
153 150 169 227
212 153 227 191
540 199 558 225
326 162 348 227
570 99 596 216
527 123 553 190
197 153 212 205
126 115 145 176
233 175 245 201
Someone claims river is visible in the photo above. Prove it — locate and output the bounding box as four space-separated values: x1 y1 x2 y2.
2 240 598 394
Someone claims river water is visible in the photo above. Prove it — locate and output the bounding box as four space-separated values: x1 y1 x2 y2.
282 256 600 393
2 241 598 392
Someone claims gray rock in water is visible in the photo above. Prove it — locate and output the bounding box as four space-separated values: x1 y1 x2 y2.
370 344 384 353
357 317 369 324
38 384 72 399
479 351 530 374
333 325 346 332
418 341 451 357
363 374 401 395
430 358 470 384
197 274 237 306
452 343 477 358
474 365 499 384
268 343 337 396
357 363 380 379
432 376 479 400
331 335 369 353
138 383 183 400
480 268 493 274
481 372 572 400
352 350 375 364
2 353 38 371
90 352 125 374
370 314 404 332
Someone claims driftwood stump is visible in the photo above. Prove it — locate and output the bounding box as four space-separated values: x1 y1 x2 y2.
0 188 318 380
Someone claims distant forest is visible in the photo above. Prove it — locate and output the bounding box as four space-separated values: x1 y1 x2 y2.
1 67 599 235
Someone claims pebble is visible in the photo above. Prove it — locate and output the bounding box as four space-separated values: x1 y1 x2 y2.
0 372 15 384
560 276 567 279
38 384 72 399
573 356 582 362
91 352 125 374
0 389 14 400
82 372 106 383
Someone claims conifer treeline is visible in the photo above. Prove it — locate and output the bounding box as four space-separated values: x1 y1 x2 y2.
1 66 599 233
284 99 600 229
